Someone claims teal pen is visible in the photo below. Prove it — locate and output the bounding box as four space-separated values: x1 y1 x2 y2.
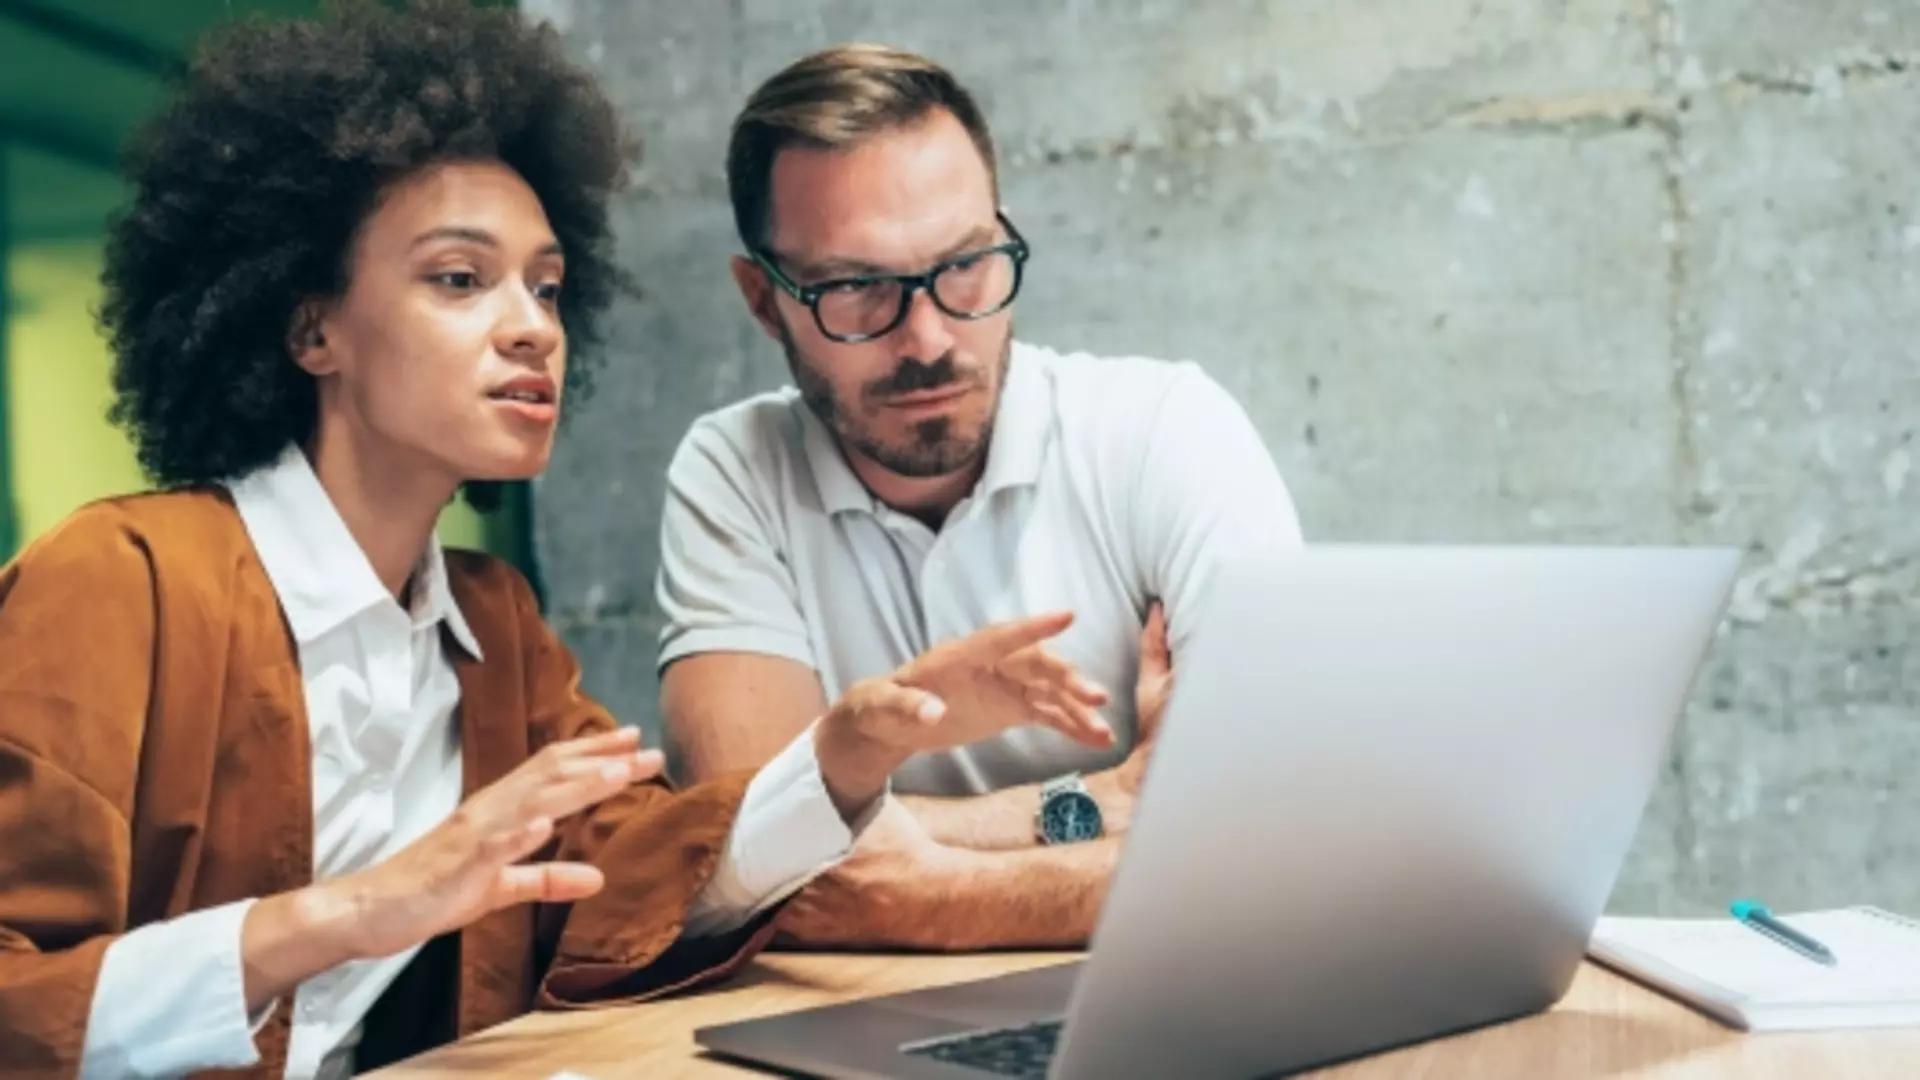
1730 900 1837 966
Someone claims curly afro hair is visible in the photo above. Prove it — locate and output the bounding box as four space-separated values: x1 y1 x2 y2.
100 0 633 510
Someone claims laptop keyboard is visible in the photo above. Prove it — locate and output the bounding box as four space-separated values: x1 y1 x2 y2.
903 1018 1065 1077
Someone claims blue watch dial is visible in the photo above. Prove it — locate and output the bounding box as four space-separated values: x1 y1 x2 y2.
1041 790 1103 843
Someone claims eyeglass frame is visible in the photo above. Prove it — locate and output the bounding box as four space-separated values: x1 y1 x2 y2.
749 210 1030 344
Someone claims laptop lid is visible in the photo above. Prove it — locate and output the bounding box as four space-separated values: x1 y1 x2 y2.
1047 544 1739 1079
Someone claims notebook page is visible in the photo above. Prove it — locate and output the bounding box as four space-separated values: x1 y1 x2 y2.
1593 909 1920 1008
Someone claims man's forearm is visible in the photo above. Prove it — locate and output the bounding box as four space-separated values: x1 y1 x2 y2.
896 785 1043 850
780 839 1119 951
899 766 1137 850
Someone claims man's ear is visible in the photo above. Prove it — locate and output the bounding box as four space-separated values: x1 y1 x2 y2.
729 254 787 345
287 299 337 375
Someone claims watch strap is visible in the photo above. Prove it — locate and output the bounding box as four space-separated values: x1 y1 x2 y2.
1040 773 1089 800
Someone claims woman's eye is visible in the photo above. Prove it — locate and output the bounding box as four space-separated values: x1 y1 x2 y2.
534 281 564 302
431 271 480 289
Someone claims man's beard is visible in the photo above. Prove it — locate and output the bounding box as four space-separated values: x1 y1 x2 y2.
780 325 1011 479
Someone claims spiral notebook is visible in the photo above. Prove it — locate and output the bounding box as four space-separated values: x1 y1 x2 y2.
1587 906 1920 1032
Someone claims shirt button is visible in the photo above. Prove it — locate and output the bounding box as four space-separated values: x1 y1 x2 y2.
299 1000 320 1022
368 771 390 793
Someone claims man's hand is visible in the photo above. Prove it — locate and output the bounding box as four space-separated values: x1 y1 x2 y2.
813 611 1115 818
242 728 662 1010
773 799 958 948
1095 602 1173 834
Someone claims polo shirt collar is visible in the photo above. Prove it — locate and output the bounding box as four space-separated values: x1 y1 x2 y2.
977 341 1052 497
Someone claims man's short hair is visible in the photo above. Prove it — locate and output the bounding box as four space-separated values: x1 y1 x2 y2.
726 44 998 251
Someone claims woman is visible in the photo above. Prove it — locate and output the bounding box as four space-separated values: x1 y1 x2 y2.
0 3 1112 1077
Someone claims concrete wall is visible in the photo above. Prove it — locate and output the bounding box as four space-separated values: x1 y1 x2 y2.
525 0 1918 916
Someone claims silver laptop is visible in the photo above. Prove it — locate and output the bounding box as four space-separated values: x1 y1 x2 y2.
697 544 1740 1079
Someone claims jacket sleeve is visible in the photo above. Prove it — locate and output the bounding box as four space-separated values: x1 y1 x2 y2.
0 508 158 1076
505 573 782 1010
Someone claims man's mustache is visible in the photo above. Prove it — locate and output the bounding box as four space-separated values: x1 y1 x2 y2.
863 354 982 401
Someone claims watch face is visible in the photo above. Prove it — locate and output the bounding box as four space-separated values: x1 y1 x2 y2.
1042 790 1103 843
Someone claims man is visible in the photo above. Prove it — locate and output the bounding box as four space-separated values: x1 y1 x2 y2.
656 44 1303 950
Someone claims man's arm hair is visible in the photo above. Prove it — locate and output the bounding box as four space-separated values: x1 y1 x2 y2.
895 767 1137 850
894 790 1042 850
780 837 1120 951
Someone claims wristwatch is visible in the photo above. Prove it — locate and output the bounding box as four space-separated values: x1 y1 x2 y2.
1035 772 1104 845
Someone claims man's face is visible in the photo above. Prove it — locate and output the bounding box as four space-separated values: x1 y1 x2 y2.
736 108 1015 479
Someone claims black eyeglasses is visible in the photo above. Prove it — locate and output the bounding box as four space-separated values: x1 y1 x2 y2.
751 211 1030 344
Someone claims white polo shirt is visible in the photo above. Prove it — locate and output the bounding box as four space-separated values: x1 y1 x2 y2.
656 340 1303 796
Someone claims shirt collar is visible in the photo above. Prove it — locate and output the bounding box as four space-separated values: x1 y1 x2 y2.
799 402 878 516
801 339 1055 517
412 533 484 660
226 443 484 658
976 341 1052 496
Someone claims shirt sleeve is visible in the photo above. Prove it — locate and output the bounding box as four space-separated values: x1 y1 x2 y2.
654 419 816 671
1134 364 1306 655
682 721 885 938
80 899 266 1079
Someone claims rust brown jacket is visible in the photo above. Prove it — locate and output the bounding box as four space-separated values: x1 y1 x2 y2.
0 490 778 1077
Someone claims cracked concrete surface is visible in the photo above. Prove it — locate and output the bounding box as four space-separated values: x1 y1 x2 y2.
527 0 1919 916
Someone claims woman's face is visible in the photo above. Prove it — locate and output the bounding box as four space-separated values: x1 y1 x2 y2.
296 159 569 486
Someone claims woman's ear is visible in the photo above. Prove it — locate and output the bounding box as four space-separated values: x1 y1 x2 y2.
287 299 337 375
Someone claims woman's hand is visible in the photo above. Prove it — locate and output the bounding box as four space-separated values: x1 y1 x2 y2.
242 727 662 1009
335 726 664 957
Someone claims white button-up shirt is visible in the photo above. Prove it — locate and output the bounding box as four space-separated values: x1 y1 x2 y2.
80 445 870 1079
657 342 1304 795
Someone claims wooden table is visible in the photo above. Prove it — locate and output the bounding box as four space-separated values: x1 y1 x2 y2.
368 954 1920 1078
